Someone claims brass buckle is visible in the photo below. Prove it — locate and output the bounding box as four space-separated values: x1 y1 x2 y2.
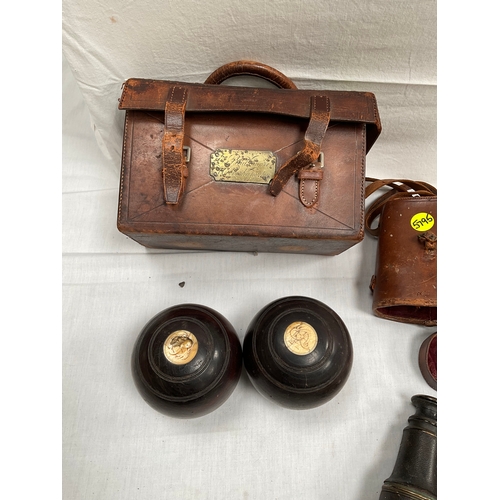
315 151 324 168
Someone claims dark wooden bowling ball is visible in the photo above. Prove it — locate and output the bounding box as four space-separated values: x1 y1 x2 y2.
243 296 353 409
131 304 242 418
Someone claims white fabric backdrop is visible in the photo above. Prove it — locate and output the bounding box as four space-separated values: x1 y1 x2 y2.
62 1 437 499
62 0 436 184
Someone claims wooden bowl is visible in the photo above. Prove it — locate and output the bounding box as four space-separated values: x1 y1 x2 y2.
131 304 242 418
243 296 353 409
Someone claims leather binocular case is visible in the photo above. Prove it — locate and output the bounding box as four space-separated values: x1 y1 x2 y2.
380 395 437 500
365 178 437 326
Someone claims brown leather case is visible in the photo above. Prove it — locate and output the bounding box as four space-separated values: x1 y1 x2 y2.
117 61 382 255
366 179 437 326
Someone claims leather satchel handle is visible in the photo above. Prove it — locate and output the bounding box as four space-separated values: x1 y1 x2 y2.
204 60 298 90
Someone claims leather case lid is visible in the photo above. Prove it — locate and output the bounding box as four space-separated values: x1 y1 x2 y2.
118 79 382 152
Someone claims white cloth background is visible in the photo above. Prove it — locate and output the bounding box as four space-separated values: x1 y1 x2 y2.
62 1 438 499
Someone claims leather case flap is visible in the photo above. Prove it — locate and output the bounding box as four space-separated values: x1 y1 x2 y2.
118 79 382 151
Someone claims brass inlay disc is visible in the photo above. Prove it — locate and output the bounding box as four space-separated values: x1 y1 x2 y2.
163 330 198 365
283 322 318 355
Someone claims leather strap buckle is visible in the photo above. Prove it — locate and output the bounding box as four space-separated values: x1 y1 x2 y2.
162 86 188 205
268 96 331 196
313 151 324 169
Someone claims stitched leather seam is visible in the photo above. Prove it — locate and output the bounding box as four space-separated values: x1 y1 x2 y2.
371 94 379 127
165 86 187 130
300 179 319 207
119 81 129 109
300 181 307 205
359 124 366 237
118 111 129 221
176 86 187 103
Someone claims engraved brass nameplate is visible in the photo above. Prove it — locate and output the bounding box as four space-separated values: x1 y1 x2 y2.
284 322 318 356
210 149 276 184
163 330 198 365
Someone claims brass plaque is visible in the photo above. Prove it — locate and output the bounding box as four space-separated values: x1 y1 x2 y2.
163 330 198 365
210 149 276 184
284 322 318 356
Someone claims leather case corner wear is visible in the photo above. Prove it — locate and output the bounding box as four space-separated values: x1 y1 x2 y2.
117 60 382 255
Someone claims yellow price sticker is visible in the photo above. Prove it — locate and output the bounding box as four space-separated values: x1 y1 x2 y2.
410 212 435 232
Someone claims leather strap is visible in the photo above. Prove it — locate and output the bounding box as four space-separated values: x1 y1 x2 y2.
160 89 332 203
120 79 381 153
365 178 437 237
162 86 188 204
269 95 331 196
297 161 324 208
